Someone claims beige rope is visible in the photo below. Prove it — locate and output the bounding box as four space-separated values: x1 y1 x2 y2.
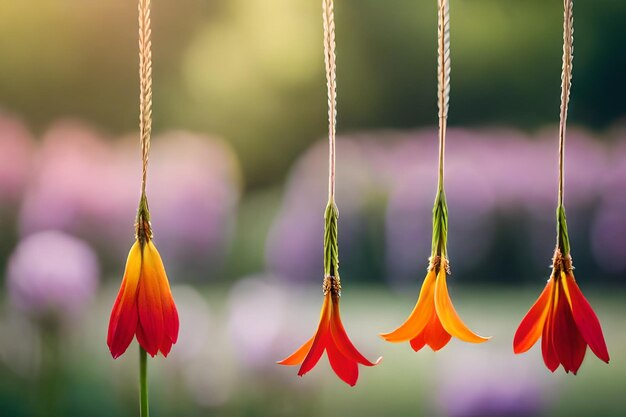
436 0 451 191
322 0 337 202
558 0 574 207
138 0 153 198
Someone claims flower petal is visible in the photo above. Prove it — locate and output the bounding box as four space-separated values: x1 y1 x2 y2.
561 272 610 364
380 270 436 342
552 279 587 373
409 333 426 352
136 242 165 357
513 279 554 354
277 336 315 366
146 241 179 348
424 314 452 351
107 241 142 359
541 281 559 372
298 293 332 377
434 268 489 343
330 297 381 366
327 338 359 386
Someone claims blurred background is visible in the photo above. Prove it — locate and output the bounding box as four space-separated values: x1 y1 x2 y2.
1 0 625 416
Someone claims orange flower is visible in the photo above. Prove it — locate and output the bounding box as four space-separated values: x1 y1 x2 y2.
514 252 609 374
278 277 381 386
107 238 179 359
381 256 489 351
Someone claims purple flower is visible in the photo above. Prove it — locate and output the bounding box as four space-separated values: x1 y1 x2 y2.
0 112 34 205
6 231 100 318
437 347 551 417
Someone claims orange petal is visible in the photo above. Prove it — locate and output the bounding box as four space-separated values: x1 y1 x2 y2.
513 279 554 354
146 241 179 351
107 241 142 359
541 281 559 372
327 337 359 386
136 242 165 357
277 336 314 366
552 278 586 374
424 314 452 351
434 268 489 343
297 293 332 377
380 270 437 342
561 272 610 364
330 297 381 366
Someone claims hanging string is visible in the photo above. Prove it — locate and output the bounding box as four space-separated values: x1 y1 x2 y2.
322 0 337 203
558 0 573 208
436 0 450 193
138 0 153 199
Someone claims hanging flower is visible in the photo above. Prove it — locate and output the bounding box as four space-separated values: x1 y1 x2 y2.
107 198 179 359
513 250 609 374
278 275 381 386
514 0 609 374
279 1 380 386
382 0 489 352
381 255 488 351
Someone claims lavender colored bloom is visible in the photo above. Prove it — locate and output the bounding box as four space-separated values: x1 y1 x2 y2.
385 129 497 286
437 348 551 417
19 123 241 273
266 138 389 283
226 275 291 371
591 141 626 274
0 112 34 204
19 120 111 237
6 231 99 318
145 132 241 275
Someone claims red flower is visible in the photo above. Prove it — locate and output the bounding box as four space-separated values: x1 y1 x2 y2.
381 256 489 351
278 277 381 386
514 253 609 374
107 239 179 358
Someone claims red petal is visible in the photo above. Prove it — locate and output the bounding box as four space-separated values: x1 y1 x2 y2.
330 297 380 366
327 338 359 386
160 334 173 357
409 332 426 352
541 283 559 372
298 329 328 377
514 279 553 354
552 279 586 374
136 320 156 357
107 242 142 359
424 314 452 352
147 241 179 349
136 244 165 357
562 273 610 364
298 294 332 377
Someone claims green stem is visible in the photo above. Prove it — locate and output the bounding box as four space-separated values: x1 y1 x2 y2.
556 204 570 256
431 189 448 258
324 200 340 279
139 347 149 417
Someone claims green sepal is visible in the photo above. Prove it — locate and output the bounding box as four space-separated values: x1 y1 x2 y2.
556 204 571 256
136 192 152 246
324 200 340 278
431 189 448 258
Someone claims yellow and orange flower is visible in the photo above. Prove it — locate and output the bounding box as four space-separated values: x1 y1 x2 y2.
381 256 489 351
514 252 609 374
278 277 381 386
107 238 179 359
